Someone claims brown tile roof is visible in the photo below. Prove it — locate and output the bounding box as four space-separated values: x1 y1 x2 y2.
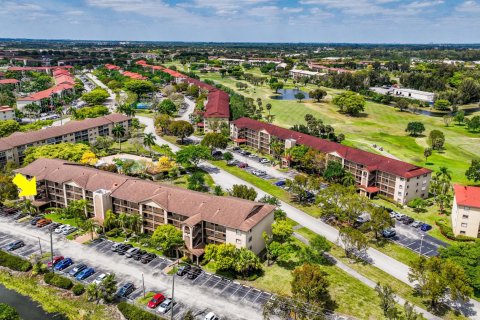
0 114 130 152
232 117 432 179
18 158 275 231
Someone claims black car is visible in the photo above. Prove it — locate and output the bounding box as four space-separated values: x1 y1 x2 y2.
187 267 202 280
48 223 61 231
132 249 147 261
30 216 43 225
116 282 135 298
177 264 191 276
211 150 223 159
117 244 133 255
140 253 156 264
402 216 414 225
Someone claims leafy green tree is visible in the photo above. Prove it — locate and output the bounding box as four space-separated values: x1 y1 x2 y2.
269 81 284 94
405 122 425 136
396 98 409 111
157 98 177 115
291 263 331 309
187 171 205 191
332 91 365 116
428 130 445 150
309 88 327 102
229 184 257 201
454 110 465 125
466 115 480 132
151 224 184 257
273 209 287 221
434 99 451 111
86 282 102 304
182 310 194 320
323 161 346 183
81 218 99 240
443 115 453 127
93 136 114 151
204 244 262 278
201 132 228 150
175 145 211 168
222 152 233 161
81 88 109 105
407 198 428 213
465 159 480 182
100 273 118 303
0 174 18 203
339 227 368 259
0 120 20 138
423 147 432 162
294 92 306 102
258 195 280 206
403 302 422 320
408 256 472 308
213 185 224 196
271 220 294 243
368 206 394 240
124 79 155 97
299 235 331 264
234 248 262 278
23 143 93 165
375 283 398 320
168 120 194 144
112 124 126 151
143 132 156 158
154 114 172 134
0 303 20 320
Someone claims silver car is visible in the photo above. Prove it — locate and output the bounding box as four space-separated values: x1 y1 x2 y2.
156 298 173 314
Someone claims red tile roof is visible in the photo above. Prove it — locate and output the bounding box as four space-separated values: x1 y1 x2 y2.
454 184 480 208
104 64 121 70
232 117 431 178
18 83 74 101
7 66 73 72
122 71 147 80
0 106 14 112
0 79 19 84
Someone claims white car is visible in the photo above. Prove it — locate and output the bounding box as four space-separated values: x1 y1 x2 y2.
156 298 173 314
248 154 257 158
260 158 270 164
93 273 108 285
54 224 69 234
204 312 218 320
62 226 77 235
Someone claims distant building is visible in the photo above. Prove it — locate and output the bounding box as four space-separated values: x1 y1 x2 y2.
0 106 15 121
0 114 130 166
289 68 323 80
131 52 159 60
370 86 435 104
230 117 432 204
452 185 480 238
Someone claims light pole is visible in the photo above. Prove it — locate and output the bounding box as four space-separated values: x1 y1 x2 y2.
50 229 54 273
171 260 180 320
38 237 43 256
419 234 425 256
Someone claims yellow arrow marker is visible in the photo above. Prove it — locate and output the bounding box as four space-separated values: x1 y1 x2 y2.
12 173 37 197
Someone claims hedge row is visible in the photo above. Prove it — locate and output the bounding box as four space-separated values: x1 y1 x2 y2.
118 302 165 320
0 251 32 272
72 284 85 296
435 220 476 242
44 272 73 290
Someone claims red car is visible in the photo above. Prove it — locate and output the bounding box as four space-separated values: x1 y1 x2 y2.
237 162 248 168
147 293 166 309
47 256 64 268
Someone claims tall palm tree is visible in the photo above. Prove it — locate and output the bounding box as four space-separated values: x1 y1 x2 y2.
17 200 38 216
82 218 98 240
341 173 356 187
143 133 156 158
125 106 136 117
436 166 452 182
118 212 128 233
265 103 272 117
55 107 64 125
128 214 143 234
112 124 126 152
103 209 116 232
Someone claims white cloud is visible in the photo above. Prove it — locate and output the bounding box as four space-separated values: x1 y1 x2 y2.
456 0 480 13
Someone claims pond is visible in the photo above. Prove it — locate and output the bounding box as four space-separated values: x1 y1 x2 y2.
0 283 65 320
391 105 480 117
136 102 152 109
270 89 310 100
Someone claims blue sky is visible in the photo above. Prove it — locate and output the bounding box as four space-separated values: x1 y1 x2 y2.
1 0 480 43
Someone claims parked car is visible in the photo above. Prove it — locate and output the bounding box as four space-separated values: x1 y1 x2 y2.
411 221 423 228
47 256 64 267
402 216 414 225
274 180 286 187
69 264 87 276
111 243 123 252
382 228 396 238
252 170 266 176
259 158 270 164
36 218 52 228
204 312 219 320
30 216 43 225
76 267 95 280
187 267 202 280
6 240 24 251
211 150 223 159
55 258 73 271
48 223 61 231
117 244 133 255
395 213 405 221
132 250 147 261
63 226 77 235
156 298 173 314
248 154 256 158
125 247 140 258
147 293 166 309
176 264 191 276
93 273 108 285
54 224 69 233
232 147 240 151
227 160 239 166
237 162 248 168
116 282 135 298
420 224 432 232
140 253 156 264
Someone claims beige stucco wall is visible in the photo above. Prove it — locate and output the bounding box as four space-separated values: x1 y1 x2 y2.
249 211 275 254
451 196 480 238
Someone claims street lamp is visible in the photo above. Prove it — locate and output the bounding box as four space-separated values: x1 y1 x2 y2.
170 260 180 320
419 234 425 256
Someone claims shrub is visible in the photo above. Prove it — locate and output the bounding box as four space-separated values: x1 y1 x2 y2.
435 219 476 242
44 272 73 290
117 302 164 320
0 303 20 320
72 284 85 296
105 228 122 237
0 251 32 272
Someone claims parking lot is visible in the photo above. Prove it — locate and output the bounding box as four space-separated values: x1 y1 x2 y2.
390 221 448 257
0 212 271 320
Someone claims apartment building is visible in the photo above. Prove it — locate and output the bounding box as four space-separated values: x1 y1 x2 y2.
452 184 480 238
0 114 130 166
0 106 15 120
17 158 275 260
231 117 432 204
289 68 325 80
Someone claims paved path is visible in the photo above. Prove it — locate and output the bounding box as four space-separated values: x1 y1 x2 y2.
293 233 440 320
179 97 195 121
137 114 480 319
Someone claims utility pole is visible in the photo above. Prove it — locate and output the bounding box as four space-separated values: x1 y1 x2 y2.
171 261 178 320
419 234 425 256
50 230 54 273
142 273 145 298
38 237 43 256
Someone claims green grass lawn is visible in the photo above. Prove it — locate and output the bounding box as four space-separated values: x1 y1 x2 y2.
44 212 81 228
192 69 480 184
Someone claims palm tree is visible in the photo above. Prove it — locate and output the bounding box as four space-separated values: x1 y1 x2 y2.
82 218 98 240
143 133 156 158
436 166 452 182
55 107 64 125
103 209 116 232
265 103 272 116
125 106 136 117
112 124 126 152
128 214 143 234
17 200 38 216
118 212 128 233
341 173 356 187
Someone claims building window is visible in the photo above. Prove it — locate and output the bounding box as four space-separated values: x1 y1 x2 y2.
236 230 241 235
248 236 252 242
464 207 470 211
249 245 252 250
461 223 468 228
462 215 469 219
460 231 466 235
397 192 402 196
236 239 241 244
